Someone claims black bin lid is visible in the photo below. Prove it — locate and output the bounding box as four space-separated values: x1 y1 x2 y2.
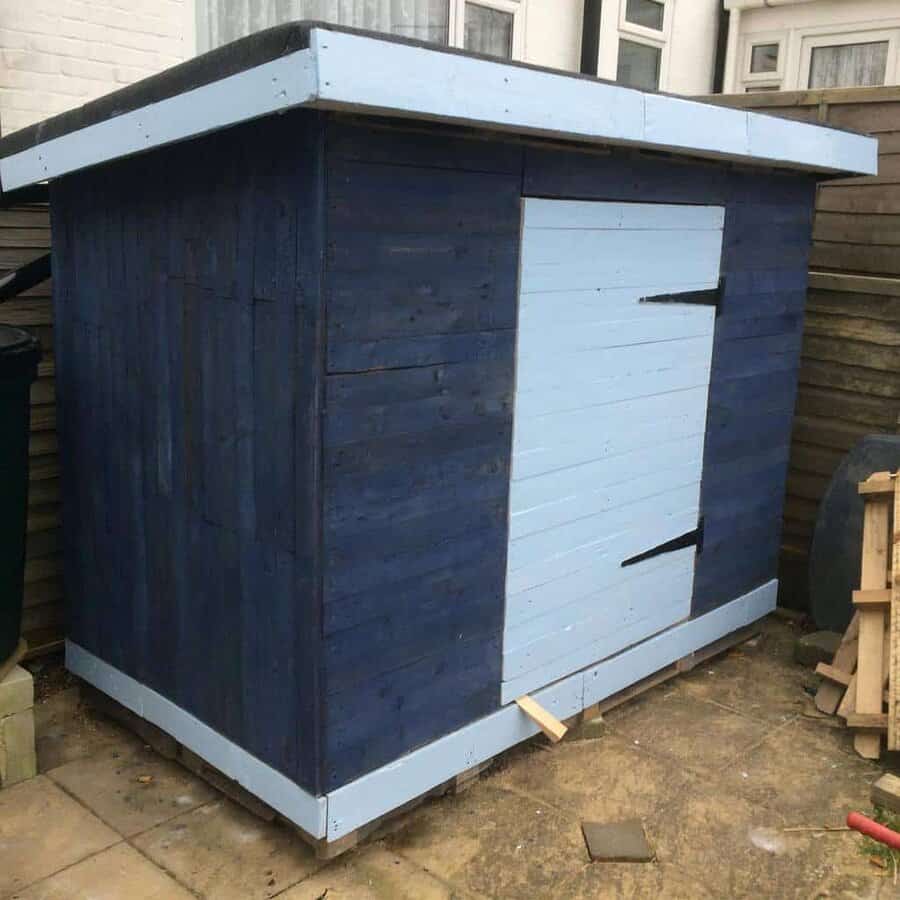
0 324 41 379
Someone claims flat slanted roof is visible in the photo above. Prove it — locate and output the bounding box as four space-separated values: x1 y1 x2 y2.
0 21 878 191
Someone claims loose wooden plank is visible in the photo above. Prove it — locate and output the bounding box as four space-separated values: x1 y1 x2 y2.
890 474 900 750
816 608 860 714
854 490 890 758
846 713 888 730
515 695 568 743
816 662 852 687
853 589 892 607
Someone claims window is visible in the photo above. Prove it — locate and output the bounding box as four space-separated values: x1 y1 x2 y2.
809 41 889 88
197 0 525 59
750 43 779 74
617 39 661 91
464 3 514 59
624 0 664 32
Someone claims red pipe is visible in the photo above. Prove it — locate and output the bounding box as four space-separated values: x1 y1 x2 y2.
847 812 900 850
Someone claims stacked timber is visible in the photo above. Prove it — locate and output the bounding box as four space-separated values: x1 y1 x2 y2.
815 471 900 758
704 86 900 611
0 201 62 653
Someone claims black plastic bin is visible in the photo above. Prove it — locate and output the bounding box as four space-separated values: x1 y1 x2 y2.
0 325 41 669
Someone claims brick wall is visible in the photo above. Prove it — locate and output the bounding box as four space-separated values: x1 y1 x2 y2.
0 0 191 135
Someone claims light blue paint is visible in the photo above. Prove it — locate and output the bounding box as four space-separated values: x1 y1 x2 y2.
504 198 724 698
65 641 329 839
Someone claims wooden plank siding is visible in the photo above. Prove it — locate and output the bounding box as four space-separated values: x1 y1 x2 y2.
51 111 327 795
705 86 900 609
0 202 62 647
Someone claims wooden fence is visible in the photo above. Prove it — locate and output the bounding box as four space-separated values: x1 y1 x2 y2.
1 202 62 654
707 85 900 609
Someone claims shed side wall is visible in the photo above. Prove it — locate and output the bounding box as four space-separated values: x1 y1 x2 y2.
52 110 326 794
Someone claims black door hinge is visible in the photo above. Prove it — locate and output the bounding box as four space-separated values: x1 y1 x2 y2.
621 517 704 568
639 277 725 316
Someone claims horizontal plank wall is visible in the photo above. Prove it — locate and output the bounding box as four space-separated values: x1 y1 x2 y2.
522 143 816 618
319 118 522 790
0 201 62 649
51 110 327 794
706 86 900 608
319 117 816 788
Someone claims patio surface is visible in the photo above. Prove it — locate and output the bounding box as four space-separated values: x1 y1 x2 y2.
1 615 897 899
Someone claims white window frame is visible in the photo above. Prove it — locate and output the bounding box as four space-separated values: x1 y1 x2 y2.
618 0 667 42
616 0 672 91
450 0 526 61
797 25 900 90
742 33 785 89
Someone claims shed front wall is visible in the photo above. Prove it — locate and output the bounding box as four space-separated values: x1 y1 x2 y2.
52 108 817 801
319 116 817 789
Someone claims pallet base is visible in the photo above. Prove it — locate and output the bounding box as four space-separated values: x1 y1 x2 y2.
79 623 761 858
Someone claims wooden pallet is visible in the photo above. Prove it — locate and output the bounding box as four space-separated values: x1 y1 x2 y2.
79 623 761 859
814 470 899 759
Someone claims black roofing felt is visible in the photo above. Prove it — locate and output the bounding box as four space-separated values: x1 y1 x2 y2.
0 19 865 162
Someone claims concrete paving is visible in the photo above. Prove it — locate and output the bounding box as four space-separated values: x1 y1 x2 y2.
2 615 898 899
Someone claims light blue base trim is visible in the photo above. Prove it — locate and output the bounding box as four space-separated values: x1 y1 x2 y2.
326 579 776 839
67 579 776 844
65 641 328 839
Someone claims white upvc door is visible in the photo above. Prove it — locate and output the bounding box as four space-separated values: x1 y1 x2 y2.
502 198 724 703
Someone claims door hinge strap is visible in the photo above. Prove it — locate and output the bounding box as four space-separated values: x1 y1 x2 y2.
639 278 725 316
621 518 704 568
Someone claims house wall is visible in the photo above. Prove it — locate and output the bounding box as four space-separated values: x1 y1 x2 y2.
0 0 192 135
727 0 900 93
595 0 720 94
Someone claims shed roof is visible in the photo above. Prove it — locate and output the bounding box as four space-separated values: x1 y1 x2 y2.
0 21 878 191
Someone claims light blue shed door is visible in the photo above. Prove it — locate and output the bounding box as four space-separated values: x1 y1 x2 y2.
502 198 725 703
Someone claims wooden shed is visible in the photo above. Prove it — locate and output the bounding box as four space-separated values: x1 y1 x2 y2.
0 23 876 850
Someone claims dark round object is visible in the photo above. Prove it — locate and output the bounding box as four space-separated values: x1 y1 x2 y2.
0 325 41 668
809 435 900 632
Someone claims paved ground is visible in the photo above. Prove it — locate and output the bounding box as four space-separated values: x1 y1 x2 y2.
1 615 898 899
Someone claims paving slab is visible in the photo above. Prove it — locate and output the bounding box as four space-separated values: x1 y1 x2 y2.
604 690 769 775
33 687 138 773
491 731 692 823
10 842 195 899
385 783 585 899
132 798 322 899
280 844 463 899
0 776 119 897
47 737 217 837
581 819 653 862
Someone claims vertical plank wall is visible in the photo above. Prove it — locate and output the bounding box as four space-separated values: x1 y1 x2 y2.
706 86 900 608
0 202 62 648
51 111 327 794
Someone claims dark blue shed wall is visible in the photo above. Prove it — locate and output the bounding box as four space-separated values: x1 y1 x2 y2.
318 120 816 789
52 111 327 795
53 109 816 799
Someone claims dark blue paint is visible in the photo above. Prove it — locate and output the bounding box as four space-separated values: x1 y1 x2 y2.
53 109 817 799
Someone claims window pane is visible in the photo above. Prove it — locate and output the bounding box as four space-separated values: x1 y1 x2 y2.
198 0 451 51
625 0 664 31
465 3 514 59
809 41 889 89
750 43 778 74
617 39 661 91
